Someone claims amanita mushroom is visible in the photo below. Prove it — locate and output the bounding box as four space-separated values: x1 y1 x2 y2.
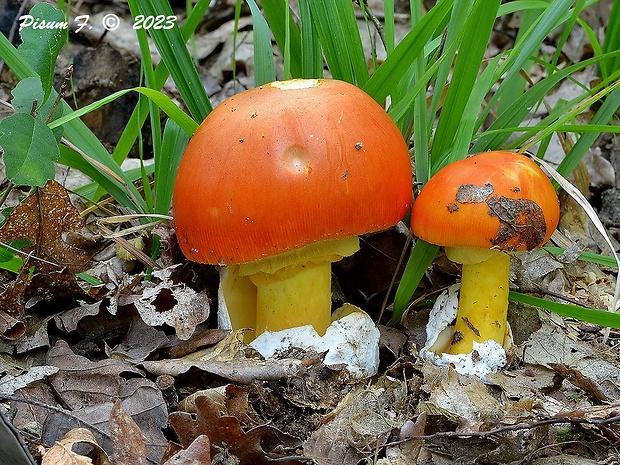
173 79 412 340
410 151 560 355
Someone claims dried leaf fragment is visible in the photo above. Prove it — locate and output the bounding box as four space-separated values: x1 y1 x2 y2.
41 428 112 465
110 399 148 465
134 266 210 340
0 180 91 314
169 395 304 464
162 435 211 465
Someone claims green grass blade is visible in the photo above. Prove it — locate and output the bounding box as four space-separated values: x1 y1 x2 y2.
430 0 501 170
298 0 323 78
307 0 369 85
510 291 620 328
495 5 541 117
601 0 620 79
426 0 473 145
384 0 396 55
409 0 430 183
470 52 619 152
489 0 575 120
129 0 212 121
111 0 211 168
363 0 453 103
556 82 620 177
48 87 198 136
155 120 189 215
58 146 142 209
246 0 276 85
261 0 302 78
544 247 619 269
391 240 440 324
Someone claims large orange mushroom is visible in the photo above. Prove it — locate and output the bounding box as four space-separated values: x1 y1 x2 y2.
410 151 560 356
173 79 412 340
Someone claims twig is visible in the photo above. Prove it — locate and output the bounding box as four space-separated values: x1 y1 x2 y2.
355 0 387 53
377 232 412 324
385 414 620 445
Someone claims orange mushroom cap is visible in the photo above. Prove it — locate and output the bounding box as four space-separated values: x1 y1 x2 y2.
410 151 560 251
173 79 413 265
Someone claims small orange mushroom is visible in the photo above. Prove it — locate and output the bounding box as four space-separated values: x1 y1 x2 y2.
410 151 560 355
173 79 412 340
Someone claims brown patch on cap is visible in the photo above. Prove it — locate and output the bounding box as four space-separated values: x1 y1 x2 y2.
456 183 494 203
486 195 546 250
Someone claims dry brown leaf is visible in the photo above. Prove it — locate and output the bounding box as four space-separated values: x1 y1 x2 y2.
47 340 144 409
0 180 91 314
133 266 210 340
421 363 502 431
110 399 148 465
41 428 112 465
304 378 409 465
41 341 168 463
161 435 211 465
378 414 427 465
54 300 105 333
169 395 304 464
161 327 230 359
0 309 26 340
106 315 169 363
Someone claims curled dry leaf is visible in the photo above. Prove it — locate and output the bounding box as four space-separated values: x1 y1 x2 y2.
0 310 26 340
46 340 144 409
106 315 169 363
420 363 502 431
0 180 91 316
161 435 211 465
142 355 304 384
134 266 210 340
41 428 112 465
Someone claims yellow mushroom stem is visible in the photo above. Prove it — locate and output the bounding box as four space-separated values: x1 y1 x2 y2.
220 236 360 342
444 246 511 354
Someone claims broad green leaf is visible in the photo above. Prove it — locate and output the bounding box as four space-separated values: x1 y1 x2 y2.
17 2 67 102
0 32 145 211
10 76 44 114
0 113 59 186
11 76 64 141
0 245 24 274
